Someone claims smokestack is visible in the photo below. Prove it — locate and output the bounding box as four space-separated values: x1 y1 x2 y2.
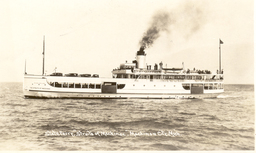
137 46 146 55
136 47 146 69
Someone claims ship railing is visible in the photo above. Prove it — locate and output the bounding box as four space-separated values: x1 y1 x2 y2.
157 79 224 82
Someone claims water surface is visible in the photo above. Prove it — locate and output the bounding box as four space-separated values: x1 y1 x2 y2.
0 83 254 151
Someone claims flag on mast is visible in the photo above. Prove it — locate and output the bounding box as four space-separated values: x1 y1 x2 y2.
220 39 224 44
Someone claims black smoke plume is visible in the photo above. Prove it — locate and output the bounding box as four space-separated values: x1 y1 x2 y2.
140 11 171 49
139 1 207 50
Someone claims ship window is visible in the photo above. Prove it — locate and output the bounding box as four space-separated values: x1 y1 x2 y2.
104 82 116 86
214 83 218 89
96 84 101 89
89 83 94 89
154 75 160 79
55 82 62 88
143 85 145 87
117 84 125 89
117 74 122 78
182 84 190 90
69 83 74 88
63 83 68 88
82 83 88 88
50 82 54 86
174 75 184 79
104 83 112 85
186 76 192 80
204 84 209 90
209 83 213 89
75 83 81 88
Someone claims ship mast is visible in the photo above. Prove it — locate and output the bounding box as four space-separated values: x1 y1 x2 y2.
42 36 45 75
219 39 224 73
24 60 27 74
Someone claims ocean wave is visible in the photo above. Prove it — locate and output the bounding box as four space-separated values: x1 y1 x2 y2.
86 102 102 105
150 143 188 150
117 103 134 105
210 131 231 136
39 107 61 111
39 124 72 130
236 127 254 132
12 118 27 122
173 117 187 122
199 114 220 121
179 112 196 115
232 133 254 139
3 103 28 107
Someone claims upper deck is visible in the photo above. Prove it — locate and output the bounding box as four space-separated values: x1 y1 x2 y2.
112 62 224 83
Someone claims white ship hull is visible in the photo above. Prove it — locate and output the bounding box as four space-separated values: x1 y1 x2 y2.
23 75 224 99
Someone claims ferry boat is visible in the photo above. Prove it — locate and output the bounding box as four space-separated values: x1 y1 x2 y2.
23 38 224 99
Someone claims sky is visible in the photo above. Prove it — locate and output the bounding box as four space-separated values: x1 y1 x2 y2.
0 0 254 84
